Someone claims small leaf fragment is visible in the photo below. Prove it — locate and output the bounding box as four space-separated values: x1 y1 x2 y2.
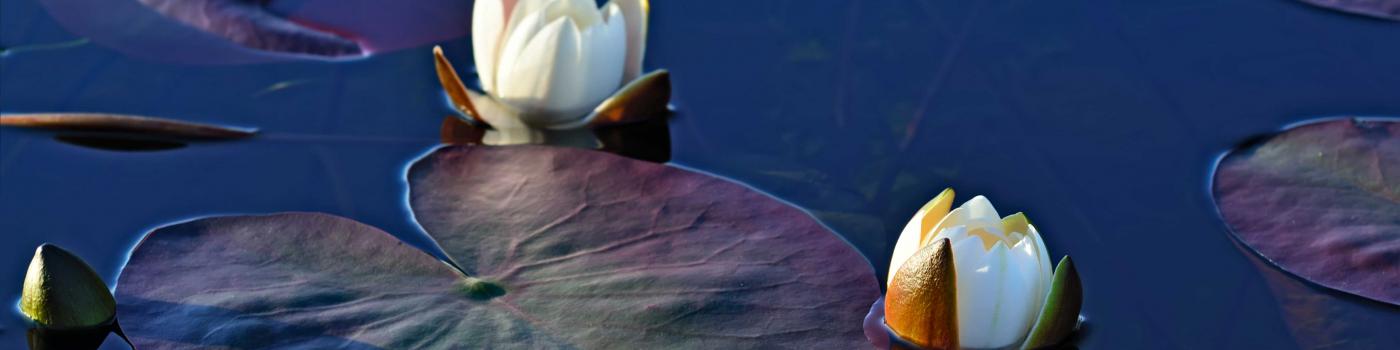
885 238 959 350
587 70 671 127
1022 256 1083 350
21 244 116 329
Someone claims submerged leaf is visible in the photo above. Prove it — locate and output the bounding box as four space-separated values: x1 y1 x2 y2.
116 146 880 348
1213 118 1399 305
1 113 255 140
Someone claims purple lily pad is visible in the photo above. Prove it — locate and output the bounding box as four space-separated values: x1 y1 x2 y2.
39 0 469 63
1212 118 1399 305
116 145 880 348
1299 0 1400 21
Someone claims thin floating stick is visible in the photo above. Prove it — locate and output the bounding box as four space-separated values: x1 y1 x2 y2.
433 46 492 129
0 113 255 140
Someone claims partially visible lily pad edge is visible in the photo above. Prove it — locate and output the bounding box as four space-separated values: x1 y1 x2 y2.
1212 118 1399 305
115 145 881 348
1298 0 1400 21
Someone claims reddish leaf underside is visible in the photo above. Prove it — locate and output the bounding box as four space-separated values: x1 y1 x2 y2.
116 145 880 348
1213 118 1399 305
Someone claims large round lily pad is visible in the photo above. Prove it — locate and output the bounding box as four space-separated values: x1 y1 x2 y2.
116 145 880 348
1212 118 1399 305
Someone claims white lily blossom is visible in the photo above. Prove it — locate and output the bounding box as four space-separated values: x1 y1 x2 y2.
888 190 1055 349
473 0 648 129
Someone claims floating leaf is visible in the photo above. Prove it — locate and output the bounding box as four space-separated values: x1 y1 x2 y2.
1298 0 1400 21
38 0 470 63
116 146 880 348
1232 239 1400 350
137 0 363 57
1 113 255 140
1213 118 1399 305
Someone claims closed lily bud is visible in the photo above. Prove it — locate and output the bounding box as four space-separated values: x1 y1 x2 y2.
884 189 1082 350
20 244 134 350
21 244 116 329
472 0 649 128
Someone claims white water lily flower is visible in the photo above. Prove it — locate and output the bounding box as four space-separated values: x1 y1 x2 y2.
886 189 1079 350
472 0 648 129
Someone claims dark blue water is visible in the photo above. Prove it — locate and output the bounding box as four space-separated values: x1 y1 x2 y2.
3 0 1399 349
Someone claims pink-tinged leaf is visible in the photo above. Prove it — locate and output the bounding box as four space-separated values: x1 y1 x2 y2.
136 0 363 57
1213 118 1399 305
1232 239 1400 349
1298 0 1400 21
38 0 470 63
116 146 881 348
408 145 880 348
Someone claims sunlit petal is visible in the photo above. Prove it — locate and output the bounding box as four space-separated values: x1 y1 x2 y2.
950 235 996 347
888 189 956 287
956 241 1034 349
962 195 1000 222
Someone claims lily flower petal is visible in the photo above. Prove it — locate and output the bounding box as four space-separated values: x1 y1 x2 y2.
954 240 1035 349
608 0 649 83
962 195 1001 222
887 188 955 287
496 17 592 124
471 0 516 93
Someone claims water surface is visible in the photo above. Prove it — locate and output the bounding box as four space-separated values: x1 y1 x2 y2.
3 0 1400 348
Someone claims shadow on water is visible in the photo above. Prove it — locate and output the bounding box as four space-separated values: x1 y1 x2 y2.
53 134 188 152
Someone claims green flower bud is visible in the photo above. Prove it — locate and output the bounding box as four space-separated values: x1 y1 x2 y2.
20 244 116 329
